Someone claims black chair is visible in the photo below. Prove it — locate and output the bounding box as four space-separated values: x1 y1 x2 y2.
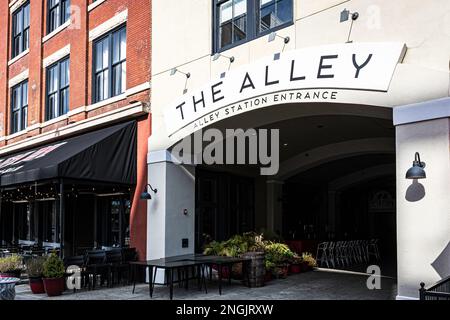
85 250 109 290
105 249 123 287
64 255 87 292
118 248 138 285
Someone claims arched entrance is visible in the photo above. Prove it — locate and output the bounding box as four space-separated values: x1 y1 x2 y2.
189 103 396 277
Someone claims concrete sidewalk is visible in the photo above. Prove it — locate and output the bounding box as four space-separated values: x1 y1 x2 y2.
15 269 397 300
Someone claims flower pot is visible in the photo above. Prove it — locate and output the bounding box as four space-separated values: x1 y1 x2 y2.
0 270 21 279
289 264 302 274
43 277 65 297
29 277 45 294
264 271 272 282
275 265 289 279
301 262 312 272
212 264 230 279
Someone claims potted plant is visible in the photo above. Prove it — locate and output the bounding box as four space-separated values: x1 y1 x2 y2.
264 260 275 282
289 254 303 274
264 242 294 279
26 257 46 294
0 255 23 278
42 253 65 297
301 252 317 272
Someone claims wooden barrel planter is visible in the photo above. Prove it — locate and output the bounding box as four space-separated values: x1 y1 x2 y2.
242 252 265 288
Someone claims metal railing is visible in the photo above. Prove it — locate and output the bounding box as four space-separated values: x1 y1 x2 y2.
420 276 450 300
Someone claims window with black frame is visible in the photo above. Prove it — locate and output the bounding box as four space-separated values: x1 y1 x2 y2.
258 0 292 33
46 57 70 120
93 26 127 103
11 80 28 134
48 0 71 34
214 0 292 52
12 1 30 58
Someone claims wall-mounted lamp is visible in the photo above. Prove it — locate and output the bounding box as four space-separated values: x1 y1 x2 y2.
340 9 359 43
213 53 235 63
340 9 359 22
406 152 426 180
170 68 190 79
268 31 290 44
140 184 158 200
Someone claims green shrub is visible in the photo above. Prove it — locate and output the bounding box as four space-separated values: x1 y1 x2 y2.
0 255 23 273
264 242 294 266
26 256 46 278
302 252 317 267
43 253 65 279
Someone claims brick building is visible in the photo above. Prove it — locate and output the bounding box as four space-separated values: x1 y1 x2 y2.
0 0 151 260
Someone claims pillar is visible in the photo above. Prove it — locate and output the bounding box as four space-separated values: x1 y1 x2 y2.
394 97 450 299
146 150 196 260
266 180 284 236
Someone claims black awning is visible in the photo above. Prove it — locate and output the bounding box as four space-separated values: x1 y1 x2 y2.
0 121 137 186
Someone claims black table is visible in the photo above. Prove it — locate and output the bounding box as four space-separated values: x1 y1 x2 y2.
186 255 252 295
130 259 207 300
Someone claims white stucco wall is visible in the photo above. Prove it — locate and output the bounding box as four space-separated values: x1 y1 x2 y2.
395 100 450 299
150 0 450 151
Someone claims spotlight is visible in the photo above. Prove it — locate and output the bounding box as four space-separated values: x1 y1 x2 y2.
268 32 290 44
170 68 190 78
212 53 235 63
140 184 158 200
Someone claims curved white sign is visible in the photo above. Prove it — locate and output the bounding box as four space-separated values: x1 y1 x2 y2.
164 42 406 141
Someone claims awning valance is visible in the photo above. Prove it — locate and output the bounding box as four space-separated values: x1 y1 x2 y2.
0 121 137 187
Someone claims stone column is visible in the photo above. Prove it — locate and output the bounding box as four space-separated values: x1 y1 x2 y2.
394 98 450 299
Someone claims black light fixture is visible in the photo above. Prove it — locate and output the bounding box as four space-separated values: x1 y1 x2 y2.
140 184 158 200
340 9 359 43
212 53 235 63
268 31 290 44
170 68 190 79
340 9 359 22
406 152 426 180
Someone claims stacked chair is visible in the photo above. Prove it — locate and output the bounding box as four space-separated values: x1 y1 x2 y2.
316 239 380 268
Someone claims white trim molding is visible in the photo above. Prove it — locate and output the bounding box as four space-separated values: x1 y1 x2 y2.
8 69 29 88
8 48 29 66
0 102 148 156
42 20 71 43
88 0 107 12
10 0 27 13
393 97 450 126
43 45 71 68
126 82 151 97
87 94 127 112
67 106 87 117
40 115 69 128
89 9 128 41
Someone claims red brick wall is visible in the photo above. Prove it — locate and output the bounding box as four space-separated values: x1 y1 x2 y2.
1 0 152 260
1 0 151 141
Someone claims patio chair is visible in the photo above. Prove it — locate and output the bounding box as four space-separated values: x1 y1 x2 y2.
368 239 381 262
105 249 123 287
85 250 109 290
64 255 88 292
316 242 329 268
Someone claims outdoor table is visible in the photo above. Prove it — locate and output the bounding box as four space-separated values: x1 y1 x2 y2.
0 278 20 300
188 255 251 295
130 259 207 300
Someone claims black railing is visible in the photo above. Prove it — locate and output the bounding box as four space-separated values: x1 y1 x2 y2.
420 276 450 300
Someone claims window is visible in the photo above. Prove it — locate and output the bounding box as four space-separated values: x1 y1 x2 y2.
11 80 28 134
46 57 70 120
214 0 293 52
93 26 126 103
258 0 292 33
12 1 30 58
48 0 71 34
